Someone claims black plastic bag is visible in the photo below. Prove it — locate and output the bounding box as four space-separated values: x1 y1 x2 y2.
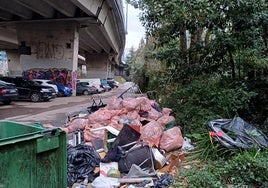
154 174 174 188
208 117 268 149
67 143 101 186
101 124 141 163
118 143 155 173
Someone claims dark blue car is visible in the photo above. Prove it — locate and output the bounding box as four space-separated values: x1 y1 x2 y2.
55 83 72 97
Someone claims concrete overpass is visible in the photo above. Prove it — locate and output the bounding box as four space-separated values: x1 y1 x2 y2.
0 0 126 94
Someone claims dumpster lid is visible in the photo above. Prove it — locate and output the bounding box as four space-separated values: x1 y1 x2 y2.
0 120 56 146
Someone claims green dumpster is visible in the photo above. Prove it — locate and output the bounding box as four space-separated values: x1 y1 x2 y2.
0 120 67 188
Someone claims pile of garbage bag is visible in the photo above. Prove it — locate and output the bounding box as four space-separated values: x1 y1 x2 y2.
64 96 183 152
46 92 268 188
62 96 185 188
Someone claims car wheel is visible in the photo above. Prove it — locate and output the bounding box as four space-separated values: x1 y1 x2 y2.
30 92 41 102
3 100 11 105
83 90 89 95
57 91 64 97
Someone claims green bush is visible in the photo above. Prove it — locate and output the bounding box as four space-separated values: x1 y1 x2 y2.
171 167 224 188
184 132 240 161
172 149 268 188
159 75 257 134
220 149 268 186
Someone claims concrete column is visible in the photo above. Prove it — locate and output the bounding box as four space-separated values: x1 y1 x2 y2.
71 29 79 96
4 49 20 76
16 21 79 95
85 52 109 79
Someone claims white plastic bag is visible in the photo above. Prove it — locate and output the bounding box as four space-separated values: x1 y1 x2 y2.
91 176 120 188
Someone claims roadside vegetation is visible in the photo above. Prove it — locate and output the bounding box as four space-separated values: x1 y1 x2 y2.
125 0 268 187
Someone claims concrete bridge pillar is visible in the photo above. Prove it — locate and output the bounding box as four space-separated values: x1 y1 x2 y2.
4 49 20 76
85 52 115 79
16 21 79 95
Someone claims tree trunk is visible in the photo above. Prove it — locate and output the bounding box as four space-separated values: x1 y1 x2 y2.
227 47 235 79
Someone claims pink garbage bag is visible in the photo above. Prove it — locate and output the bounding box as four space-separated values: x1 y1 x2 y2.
66 118 88 133
157 115 175 127
88 108 112 125
127 110 141 121
140 120 164 147
122 97 145 110
162 107 172 115
147 107 163 121
106 96 123 110
84 123 106 142
159 126 184 152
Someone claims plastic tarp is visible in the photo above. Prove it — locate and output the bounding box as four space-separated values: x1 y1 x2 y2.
208 117 268 149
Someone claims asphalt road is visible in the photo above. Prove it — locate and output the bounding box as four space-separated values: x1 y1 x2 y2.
0 82 140 127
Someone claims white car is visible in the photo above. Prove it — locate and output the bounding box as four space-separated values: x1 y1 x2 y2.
33 79 59 94
77 78 105 93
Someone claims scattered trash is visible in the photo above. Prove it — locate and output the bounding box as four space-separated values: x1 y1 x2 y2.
71 129 84 146
208 116 268 149
118 142 155 174
159 126 184 152
99 162 120 178
87 97 107 113
91 176 120 188
58 94 186 187
182 137 195 151
126 164 155 178
152 148 168 169
66 97 107 123
154 174 174 188
67 143 101 187
18 86 268 187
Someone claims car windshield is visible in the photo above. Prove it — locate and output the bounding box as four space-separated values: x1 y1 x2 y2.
0 80 9 85
80 82 89 86
0 80 15 86
28 79 41 86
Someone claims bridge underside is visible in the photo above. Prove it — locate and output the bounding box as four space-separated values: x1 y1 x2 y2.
0 0 125 64
0 0 125 95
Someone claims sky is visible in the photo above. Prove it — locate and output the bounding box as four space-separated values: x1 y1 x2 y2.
124 3 146 50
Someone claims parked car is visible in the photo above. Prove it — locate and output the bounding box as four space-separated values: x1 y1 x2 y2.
0 77 55 102
77 78 105 93
107 78 119 88
76 82 98 95
100 79 112 91
33 79 59 95
0 80 18 104
55 82 72 97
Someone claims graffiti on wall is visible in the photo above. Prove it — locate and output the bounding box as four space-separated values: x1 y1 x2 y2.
72 71 77 90
34 42 65 60
22 68 72 86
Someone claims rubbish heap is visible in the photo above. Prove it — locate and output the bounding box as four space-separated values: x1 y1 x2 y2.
61 95 186 188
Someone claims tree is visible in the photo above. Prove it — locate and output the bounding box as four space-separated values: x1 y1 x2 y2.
127 0 268 79
127 0 268 133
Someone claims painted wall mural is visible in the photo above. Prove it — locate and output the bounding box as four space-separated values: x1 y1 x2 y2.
22 68 72 86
